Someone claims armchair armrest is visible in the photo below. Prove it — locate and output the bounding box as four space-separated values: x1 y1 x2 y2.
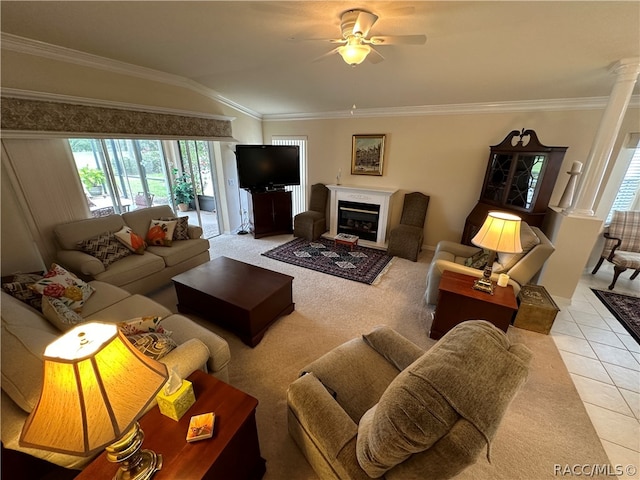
56 250 104 276
604 232 623 260
287 372 358 460
362 326 425 371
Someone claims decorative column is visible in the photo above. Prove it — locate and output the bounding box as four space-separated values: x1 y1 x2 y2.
566 58 640 216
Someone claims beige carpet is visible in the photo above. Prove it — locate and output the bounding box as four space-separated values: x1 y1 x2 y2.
149 233 611 480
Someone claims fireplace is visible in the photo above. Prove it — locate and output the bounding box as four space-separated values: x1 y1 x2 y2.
338 201 380 242
327 185 398 249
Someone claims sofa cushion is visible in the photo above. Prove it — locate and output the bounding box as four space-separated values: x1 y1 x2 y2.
146 238 210 267
92 253 165 287
81 281 132 317
78 232 132 267
29 264 95 312
54 215 126 250
114 225 147 255
84 294 172 323
42 296 84 332
494 222 540 273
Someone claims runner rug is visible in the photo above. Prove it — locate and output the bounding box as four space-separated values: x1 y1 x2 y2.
262 237 393 284
591 289 640 342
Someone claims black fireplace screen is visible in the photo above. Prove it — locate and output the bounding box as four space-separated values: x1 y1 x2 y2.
337 201 380 242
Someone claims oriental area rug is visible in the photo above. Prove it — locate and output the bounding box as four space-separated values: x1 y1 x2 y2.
591 289 640 343
262 237 393 284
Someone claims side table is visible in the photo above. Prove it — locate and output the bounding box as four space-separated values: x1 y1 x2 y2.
76 370 266 480
430 270 518 339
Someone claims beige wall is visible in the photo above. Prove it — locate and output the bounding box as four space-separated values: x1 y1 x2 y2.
263 109 640 249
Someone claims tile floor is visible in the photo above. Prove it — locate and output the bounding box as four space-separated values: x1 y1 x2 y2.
551 263 640 478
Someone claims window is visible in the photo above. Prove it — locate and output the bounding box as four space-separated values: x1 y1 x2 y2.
271 136 307 216
607 144 640 223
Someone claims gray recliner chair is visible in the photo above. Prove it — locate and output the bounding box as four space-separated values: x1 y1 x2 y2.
424 223 555 306
293 183 329 241
287 321 532 480
387 192 430 261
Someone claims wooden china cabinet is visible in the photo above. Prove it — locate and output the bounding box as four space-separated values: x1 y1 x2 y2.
461 129 567 245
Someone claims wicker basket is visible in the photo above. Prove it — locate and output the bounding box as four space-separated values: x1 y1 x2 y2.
513 284 560 335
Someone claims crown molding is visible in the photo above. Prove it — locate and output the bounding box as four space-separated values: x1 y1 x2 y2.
263 95 640 121
1 33 263 121
4 33 638 124
0 87 237 122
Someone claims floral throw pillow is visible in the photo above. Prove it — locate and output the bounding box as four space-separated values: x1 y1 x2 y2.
161 216 189 240
146 220 177 247
41 295 84 332
126 332 177 360
114 226 147 255
29 264 95 312
118 316 172 336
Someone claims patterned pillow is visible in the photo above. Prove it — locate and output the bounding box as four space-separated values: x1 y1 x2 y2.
118 316 172 336
146 219 177 247
161 216 189 240
2 273 44 310
126 332 177 360
29 264 95 312
78 232 132 267
464 249 490 270
41 295 84 332
114 225 147 255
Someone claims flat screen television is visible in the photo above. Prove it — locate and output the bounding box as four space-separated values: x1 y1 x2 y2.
235 145 300 192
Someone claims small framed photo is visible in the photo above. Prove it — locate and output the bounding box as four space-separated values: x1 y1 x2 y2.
351 134 386 176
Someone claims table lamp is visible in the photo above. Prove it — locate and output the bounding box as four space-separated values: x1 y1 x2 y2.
20 322 169 480
471 211 523 294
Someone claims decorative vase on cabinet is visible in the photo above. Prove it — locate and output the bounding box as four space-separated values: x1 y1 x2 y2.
462 129 567 245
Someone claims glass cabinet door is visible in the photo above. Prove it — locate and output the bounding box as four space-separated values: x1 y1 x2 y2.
484 153 513 203
506 154 546 209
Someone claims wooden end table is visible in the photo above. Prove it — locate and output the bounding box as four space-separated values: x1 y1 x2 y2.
430 270 518 340
76 370 266 480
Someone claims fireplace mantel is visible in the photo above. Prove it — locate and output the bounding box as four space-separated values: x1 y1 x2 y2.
326 184 398 249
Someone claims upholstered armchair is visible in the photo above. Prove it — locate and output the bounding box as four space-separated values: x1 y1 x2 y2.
591 210 640 289
387 192 430 261
424 223 554 305
293 183 329 240
287 321 531 480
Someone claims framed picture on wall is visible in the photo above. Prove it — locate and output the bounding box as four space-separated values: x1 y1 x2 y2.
351 134 386 176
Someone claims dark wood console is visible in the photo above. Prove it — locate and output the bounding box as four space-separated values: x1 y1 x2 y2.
251 190 293 238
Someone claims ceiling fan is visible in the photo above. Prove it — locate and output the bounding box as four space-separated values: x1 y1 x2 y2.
315 9 427 66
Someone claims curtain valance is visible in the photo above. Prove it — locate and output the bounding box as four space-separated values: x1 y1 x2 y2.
1 96 235 140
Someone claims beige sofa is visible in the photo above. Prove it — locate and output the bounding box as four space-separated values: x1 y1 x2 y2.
424 224 555 305
54 205 210 294
1 281 230 471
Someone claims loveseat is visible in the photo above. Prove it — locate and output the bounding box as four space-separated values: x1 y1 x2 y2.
1 280 231 471
287 322 531 479
424 223 554 305
53 205 210 294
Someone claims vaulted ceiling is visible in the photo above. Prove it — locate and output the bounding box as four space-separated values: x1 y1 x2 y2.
2 1 639 117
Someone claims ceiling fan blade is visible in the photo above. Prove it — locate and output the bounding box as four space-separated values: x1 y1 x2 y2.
312 47 340 63
366 47 385 64
353 10 378 37
368 34 427 46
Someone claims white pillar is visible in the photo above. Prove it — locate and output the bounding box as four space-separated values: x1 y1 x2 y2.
566 58 640 216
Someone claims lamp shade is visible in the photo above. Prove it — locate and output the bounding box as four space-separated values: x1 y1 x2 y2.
338 42 371 65
20 322 168 456
471 211 523 253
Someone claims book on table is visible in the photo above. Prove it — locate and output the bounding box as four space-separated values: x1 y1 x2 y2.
186 412 215 442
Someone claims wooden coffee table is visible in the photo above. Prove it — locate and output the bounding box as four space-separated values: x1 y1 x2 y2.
172 257 294 347
430 270 518 339
76 370 266 480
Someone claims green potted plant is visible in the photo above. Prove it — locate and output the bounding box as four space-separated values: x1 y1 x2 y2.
79 166 106 196
172 168 195 211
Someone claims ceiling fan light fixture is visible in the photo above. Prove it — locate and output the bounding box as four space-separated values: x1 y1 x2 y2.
337 43 371 65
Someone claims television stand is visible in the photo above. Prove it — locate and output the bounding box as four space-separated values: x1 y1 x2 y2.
251 190 293 238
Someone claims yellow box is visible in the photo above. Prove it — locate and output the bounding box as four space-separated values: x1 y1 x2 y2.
155 379 195 421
